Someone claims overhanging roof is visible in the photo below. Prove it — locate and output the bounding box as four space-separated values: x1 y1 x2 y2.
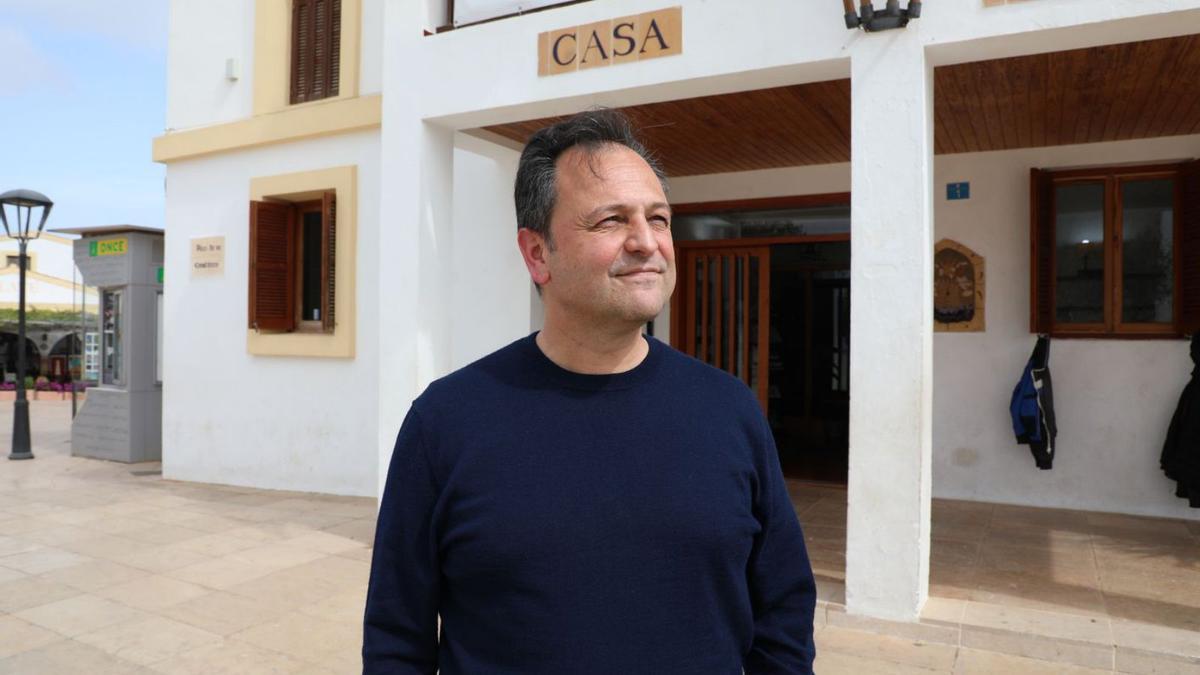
483 34 1200 177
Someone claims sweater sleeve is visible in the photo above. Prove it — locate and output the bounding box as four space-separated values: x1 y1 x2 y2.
743 414 818 674
363 406 441 674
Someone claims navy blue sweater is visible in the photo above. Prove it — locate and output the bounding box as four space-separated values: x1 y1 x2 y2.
363 333 816 673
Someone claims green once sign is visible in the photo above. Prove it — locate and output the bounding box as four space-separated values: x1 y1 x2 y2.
88 238 128 257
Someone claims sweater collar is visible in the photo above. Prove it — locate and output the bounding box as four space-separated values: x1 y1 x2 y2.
522 331 664 392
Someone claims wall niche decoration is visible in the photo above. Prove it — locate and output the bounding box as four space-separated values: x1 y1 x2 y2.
934 239 985 332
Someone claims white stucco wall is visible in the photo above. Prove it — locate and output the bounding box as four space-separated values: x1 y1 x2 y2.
165 0 383 131
933 134 1200 520
449 134 531 369
0 237 78 281
161 130 381 496
669 133 1200 521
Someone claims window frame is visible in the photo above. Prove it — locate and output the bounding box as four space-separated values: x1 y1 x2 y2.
293 198 327 333
248 192 336 336
1034 161 1184 339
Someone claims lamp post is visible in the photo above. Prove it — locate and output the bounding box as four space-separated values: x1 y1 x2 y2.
0 189 53 460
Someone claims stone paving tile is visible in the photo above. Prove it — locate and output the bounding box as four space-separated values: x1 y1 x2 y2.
0 545 91 574
229 612 362 664
0 638 155 675
0 614 64 658
16 593 151 637
97 574 213 611
148 639 312 674
75 616 224 667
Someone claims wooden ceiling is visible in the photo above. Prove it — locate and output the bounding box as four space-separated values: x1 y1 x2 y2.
482 35 1200 177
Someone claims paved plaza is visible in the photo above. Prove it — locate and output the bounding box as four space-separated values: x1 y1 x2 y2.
2 402 1199 673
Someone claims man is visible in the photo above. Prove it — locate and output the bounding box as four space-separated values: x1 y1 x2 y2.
363 109 817 673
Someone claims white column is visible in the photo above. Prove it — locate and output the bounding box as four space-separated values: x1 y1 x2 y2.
846 28 934 621
377 1 455 499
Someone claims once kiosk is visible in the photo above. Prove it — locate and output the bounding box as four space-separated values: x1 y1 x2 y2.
57 225 164 463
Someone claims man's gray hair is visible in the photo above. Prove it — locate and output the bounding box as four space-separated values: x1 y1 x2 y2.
514 108 668 249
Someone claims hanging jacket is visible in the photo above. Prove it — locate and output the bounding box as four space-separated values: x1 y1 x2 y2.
1161 335 1200 508
1010 336 1057 470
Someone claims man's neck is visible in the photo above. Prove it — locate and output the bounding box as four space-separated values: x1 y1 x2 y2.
535 313 649 375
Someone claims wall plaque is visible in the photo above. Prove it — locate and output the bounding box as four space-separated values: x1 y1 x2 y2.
190 236 225 277
934 238 985 332
538 7 682 77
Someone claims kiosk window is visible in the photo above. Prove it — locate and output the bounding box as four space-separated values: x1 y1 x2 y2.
102 289 122 385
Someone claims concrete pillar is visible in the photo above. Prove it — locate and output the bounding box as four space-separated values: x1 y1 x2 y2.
845 28 934 621
377 1 455 498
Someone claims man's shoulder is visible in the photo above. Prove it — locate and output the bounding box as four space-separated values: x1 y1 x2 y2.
653 338 762 410
414 334 534 412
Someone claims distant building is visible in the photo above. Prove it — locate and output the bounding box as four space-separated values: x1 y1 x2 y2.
0 233 98 381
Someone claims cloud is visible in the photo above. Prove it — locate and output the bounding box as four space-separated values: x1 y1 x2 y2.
0 27 72 95
0 0 168 52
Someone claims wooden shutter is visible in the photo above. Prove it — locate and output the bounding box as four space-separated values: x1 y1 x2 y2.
290 0 311 104
290 0 340 104
321 191 337 333
1030 168 1055 334
1180 159 1200 335
249 201 297 332
329 0 341 97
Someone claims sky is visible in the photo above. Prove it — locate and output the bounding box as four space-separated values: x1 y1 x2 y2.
0 0 168 234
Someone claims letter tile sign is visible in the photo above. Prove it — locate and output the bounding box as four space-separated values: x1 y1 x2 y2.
538 7 682 77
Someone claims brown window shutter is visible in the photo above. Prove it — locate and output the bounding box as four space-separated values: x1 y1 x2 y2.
321 191 337 333
1030 168 1055 333
329 0 341 97
311 0 327 99
249 201 297 332
1180 159 1200 335
291 0 312 104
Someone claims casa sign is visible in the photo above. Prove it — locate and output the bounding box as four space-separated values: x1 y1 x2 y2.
538 7 682 77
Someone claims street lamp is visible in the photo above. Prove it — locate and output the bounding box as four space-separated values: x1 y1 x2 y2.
0 189 53 460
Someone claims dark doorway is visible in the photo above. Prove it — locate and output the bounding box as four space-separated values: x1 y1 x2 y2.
768 243 850 484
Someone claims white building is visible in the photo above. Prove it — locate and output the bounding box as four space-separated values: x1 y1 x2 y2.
0 232 98 381
0 233 94 312
155 0 1200 621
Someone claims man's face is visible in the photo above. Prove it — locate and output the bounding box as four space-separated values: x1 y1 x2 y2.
538 144 676 328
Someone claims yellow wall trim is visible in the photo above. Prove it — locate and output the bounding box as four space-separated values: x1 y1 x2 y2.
2 233 75 246
0 302 93 312
153 94 380 164
0 266 91 292
247 165 357 359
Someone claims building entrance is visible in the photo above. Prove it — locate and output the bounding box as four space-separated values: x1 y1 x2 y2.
670 197 850 484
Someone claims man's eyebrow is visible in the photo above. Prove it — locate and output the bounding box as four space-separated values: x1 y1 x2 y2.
581 202 673 221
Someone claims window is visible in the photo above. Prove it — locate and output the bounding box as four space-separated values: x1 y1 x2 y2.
248 192 337 333
1030 161 1200 337
84 332 99 382
102 289 122 385
290 0 341 104
5 255 27 270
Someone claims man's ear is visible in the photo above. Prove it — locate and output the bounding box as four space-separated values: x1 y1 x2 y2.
517 228 551 287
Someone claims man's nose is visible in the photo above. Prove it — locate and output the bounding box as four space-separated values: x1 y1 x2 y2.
624 215 657 255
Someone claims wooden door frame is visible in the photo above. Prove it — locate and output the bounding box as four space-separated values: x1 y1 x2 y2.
667 192 851 354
